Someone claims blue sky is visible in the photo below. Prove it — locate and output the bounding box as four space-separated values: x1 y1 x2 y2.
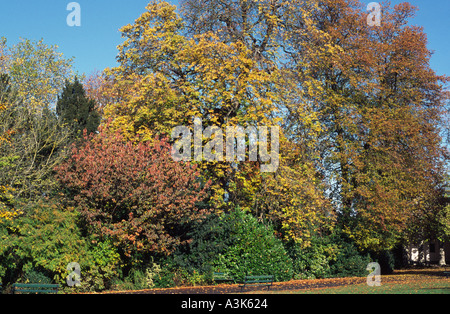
0 0 175 75
0 0 449 77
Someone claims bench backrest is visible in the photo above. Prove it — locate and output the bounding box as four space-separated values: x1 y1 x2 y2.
244 275 273 283
213 272 233 280
214 272 228 277
13 283 59 294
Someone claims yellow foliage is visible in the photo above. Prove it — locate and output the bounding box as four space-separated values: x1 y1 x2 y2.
256 135 335 247
101 1 290 211
0 185 21 221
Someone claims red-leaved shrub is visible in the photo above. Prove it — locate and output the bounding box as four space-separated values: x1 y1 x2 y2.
55 127 210 261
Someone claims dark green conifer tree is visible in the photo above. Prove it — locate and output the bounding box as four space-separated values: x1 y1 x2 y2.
56 77 100 136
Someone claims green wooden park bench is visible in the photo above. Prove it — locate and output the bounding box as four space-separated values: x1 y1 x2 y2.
213 272 234 283
240 275 273 291
13 283 59 294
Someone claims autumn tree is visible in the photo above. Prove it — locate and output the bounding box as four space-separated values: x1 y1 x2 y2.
102 0 328 228
0 39 73 199
8 38 74 111
181 0 449 250
178 0 333 236
106 0 281 135
102 0 286 212
98 0 333 247
55 127 211 266
281 0 449 251
181 0 296 70
83 70 120 116
342 3 447 251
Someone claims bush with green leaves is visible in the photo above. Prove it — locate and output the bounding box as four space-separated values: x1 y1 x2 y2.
0 199 120 292
174 209 293 283
330 241 372 278
287 236 337 279
286 233 372 279
110 261 176 291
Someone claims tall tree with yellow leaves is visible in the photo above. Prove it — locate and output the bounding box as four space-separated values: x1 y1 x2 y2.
103 0 286 212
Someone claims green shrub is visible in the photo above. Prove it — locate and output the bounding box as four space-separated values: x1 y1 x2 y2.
114 268 152 291
171 212 236 276
330 241 372 278
110 261 200 290
286 234 372 279
23 268 52 284
150 260 176 288
287 236 337 279
174 209 293 283
77 238 121 292
0 199 120 292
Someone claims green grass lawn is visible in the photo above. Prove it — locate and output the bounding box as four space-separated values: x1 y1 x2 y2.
276 279 450 294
